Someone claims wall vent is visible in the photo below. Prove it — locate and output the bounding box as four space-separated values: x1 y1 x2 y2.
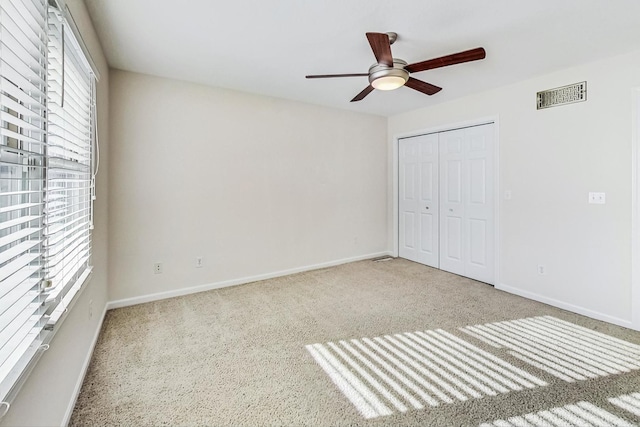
537 81 586 110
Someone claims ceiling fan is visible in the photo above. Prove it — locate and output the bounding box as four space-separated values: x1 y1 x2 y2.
306 32 486 102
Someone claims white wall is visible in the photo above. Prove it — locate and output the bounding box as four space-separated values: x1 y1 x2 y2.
108 70 388 303
389 49 640 328
0 0 110 426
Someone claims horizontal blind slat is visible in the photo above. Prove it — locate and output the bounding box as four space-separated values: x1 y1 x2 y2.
7 0 46 33
44 207 89 226
45 199 89 217
47 135 91 155
2 1 46 50
48 112 91 140
1 46 46 86
0 289 41 331
0 217 40 232
0 190 41 197
46 239 89 271
47 157 90 172
0 76 46 111
0 60 46 99
0 265 41 300
0 202 43 215
48 67 91 101
0 312 43 376
45 223 87 250
0 252 41 282
0 293 40 332
0 89 46 123
0 19 44 65
48 104 91 133
47 249 89 282
45 213 89 236
0 111 45 135
0 228 41 248
0 128 45 146
0 240 41 265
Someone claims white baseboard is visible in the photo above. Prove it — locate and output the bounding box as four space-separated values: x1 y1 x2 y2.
62 304 108 427
497 283 635 330
107 251 394 310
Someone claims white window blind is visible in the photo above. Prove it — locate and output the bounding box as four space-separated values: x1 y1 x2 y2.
0 0 96 412
0 0 49 409
44 2 94 327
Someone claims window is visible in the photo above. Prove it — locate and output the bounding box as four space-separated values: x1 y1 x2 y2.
0 0 97 411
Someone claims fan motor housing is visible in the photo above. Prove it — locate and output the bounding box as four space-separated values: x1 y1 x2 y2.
368 59 409 85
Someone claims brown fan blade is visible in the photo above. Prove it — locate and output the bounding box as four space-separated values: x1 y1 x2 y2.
366 33 393 67
350 85 375 102
404 77 442 96
306 73 368 79
405 47 486 74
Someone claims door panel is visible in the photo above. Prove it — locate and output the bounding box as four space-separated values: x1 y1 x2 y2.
445 216 462 260
420 212 434 253
403 211 416 249
469 159 486 204
446 161 462 203
404 163 416 201
421 163 434 201
399 134 439 267
469 219 487 265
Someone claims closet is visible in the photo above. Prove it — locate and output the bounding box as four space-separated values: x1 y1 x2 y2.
398 123 495 284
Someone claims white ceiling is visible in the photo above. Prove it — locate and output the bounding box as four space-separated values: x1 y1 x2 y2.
85 0 640 117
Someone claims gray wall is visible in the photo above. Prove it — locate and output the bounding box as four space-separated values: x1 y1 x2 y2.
108 70 389 303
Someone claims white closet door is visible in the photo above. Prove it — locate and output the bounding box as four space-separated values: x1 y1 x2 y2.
398 134 439 267
439 130 465 275
439 124 494 284
464 124 495 284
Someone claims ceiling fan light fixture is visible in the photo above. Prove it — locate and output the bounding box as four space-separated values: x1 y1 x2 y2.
368 59 409 91
371 75 407 91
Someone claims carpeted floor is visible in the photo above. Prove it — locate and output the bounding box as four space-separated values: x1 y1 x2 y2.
71 258 640 426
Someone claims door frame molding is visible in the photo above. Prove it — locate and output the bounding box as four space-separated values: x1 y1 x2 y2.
632 88 640 330
392 115 500 285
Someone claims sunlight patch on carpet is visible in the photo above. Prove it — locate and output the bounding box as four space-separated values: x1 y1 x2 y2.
306 329 546 419
460 316 640 383
479 400 634 427
609 392 640 418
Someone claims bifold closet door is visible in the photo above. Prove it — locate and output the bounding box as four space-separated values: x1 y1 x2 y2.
439 125 494 284
398 134 439 267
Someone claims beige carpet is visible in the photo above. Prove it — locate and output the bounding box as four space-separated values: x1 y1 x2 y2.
71 258 640 426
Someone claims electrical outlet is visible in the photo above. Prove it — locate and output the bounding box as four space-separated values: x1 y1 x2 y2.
588 192 606 204
196 257 203 268
153 262 162 274
537 265 546 275
89 299 93 319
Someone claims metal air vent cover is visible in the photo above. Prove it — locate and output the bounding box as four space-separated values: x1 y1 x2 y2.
537 81 587 110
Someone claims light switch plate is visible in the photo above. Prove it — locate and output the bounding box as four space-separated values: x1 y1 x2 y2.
588 192 606 204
